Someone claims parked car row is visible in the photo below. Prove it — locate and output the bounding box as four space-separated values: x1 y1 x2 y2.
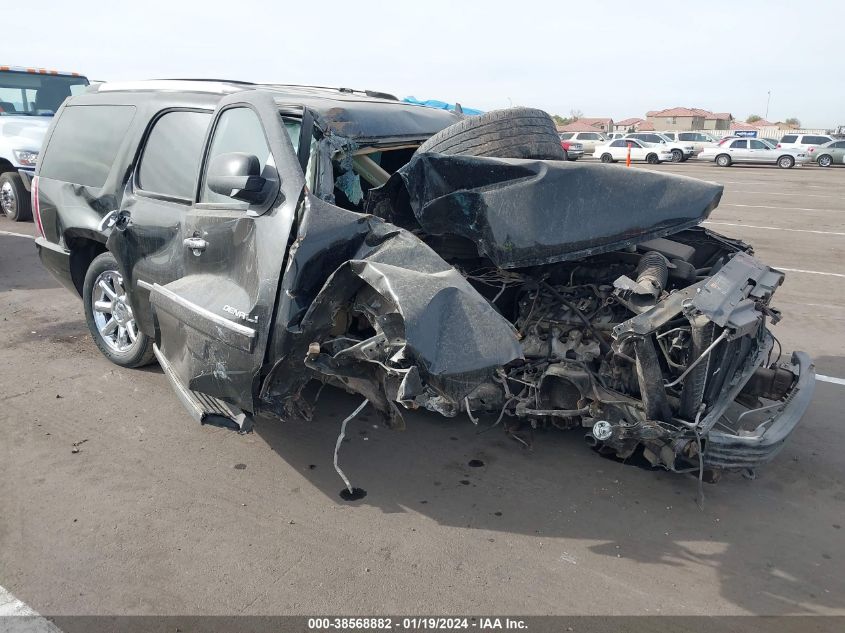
559 129 843 169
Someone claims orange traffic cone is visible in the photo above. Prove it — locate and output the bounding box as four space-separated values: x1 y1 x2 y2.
626 142 632 167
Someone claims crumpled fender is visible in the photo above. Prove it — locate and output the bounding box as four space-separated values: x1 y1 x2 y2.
261 194 522 416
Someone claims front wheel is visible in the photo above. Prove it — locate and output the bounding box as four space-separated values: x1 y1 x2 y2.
0 172 32 221
715 154 731 167
646 153 660 164
83 252 156 368
817 154 833 167
600 153 614 163
778 155 795 169
670 149 683 163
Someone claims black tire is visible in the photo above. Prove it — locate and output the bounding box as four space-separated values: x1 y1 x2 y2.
778 155 795 169
83 252 156 368
646 153 660 164
600 153 614 163
0 172 33 222
817 154 833 167
562 149 569 161
670 148 683 163
568 156 578 162
715 154 731 167
415 107 566 160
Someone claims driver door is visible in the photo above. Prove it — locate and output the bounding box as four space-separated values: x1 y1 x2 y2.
147 92 305 415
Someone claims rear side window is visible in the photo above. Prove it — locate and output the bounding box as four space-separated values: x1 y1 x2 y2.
40 105 136 188
780 135 798 143
559 133 574 140
138 110 212 200
803 135 830 145
730 140 747 149
678 133 694 141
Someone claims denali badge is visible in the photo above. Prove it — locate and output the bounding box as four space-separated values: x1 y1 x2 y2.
223 304 258 323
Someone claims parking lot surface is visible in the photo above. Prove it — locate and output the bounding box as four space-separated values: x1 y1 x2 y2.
1 161 844 616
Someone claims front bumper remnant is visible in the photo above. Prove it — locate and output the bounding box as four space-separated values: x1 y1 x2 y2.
704 352 815 470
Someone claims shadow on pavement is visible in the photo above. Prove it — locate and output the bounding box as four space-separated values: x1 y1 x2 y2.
254 367 845 615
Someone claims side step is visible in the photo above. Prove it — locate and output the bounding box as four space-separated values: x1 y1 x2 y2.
153 344 253 432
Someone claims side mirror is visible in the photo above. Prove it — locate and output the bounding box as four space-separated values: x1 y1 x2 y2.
206 152 267 203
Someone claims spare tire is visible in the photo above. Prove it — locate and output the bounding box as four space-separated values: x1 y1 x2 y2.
415 107 566 160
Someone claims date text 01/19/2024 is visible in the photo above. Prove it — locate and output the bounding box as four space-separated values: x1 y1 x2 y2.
307 617 529 630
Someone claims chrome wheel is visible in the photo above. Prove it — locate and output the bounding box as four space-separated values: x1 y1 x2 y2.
91 270 139 353
818 155 832 167
0 181 16 217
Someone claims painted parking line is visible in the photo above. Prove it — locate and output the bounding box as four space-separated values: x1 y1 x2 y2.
704 221 845 237
724 191 843 199
723 203 841 213
777 267 845 279
817 375 845 386
0 585 62 632
0 230 35 239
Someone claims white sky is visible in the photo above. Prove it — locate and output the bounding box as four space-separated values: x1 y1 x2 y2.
13 0 844 128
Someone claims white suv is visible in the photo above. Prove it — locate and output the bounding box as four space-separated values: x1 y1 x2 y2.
660 131 720 154
557 131 607 155
624 132 695 162
777 133 833 153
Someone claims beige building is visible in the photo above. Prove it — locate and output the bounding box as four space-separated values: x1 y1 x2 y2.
646 107 732 131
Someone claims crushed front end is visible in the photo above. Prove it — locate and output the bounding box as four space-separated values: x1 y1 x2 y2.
262 155 814 478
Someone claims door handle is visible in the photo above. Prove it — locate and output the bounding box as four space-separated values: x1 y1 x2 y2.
183 237 208 255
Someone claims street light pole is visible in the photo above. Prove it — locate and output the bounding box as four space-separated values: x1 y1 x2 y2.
765 90 771 119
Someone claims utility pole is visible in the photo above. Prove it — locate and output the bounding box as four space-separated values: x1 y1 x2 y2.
765 90 771 119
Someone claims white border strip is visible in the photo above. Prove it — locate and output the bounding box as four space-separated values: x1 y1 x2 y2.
0 230 35 239
0 585 62 631
817 374 845 386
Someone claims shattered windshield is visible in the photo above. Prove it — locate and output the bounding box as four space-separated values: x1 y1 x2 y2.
0 70 89 116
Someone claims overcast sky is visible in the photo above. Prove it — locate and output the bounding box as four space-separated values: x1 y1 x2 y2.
15 0 844 128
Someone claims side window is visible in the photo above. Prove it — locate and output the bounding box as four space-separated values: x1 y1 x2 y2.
201 107 273 204
834 141 845 149
678 133 694 141
610 140 625 147
730 140 747 149
804 135 830 145
559 133 574 140
780 135 798 143
750 140 767 149
138 110 212 200
39 105 136 188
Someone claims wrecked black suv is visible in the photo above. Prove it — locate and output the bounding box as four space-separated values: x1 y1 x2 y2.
34 80 814 479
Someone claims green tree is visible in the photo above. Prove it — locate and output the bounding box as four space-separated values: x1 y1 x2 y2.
784 117 801 128
746 114 762 123
552 109 583 127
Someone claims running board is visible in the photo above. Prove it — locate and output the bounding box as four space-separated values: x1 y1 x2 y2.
153 344 253 432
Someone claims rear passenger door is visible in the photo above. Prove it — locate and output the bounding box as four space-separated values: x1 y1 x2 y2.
108 108 212 336
147 91 305 415
727 139 749 161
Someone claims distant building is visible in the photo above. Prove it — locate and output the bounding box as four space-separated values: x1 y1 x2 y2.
557 117 614 133
613 117 646 132
646 107 732 131
748 118 776 127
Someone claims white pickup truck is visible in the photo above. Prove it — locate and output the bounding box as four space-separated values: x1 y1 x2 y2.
0 66 89 220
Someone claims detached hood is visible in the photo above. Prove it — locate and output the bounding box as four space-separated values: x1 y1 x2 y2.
369 154 723 269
